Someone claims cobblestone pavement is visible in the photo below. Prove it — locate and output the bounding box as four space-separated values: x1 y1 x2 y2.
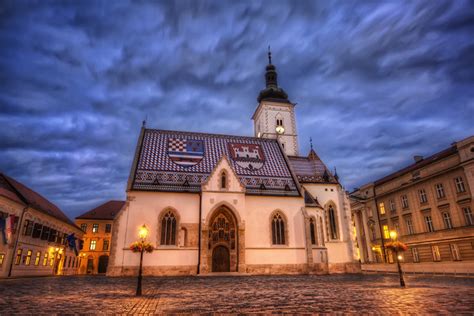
0 273 473 314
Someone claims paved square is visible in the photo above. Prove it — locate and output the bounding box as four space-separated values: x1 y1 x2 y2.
0 274 473 314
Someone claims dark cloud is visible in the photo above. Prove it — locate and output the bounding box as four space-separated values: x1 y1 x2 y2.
0 0 473 218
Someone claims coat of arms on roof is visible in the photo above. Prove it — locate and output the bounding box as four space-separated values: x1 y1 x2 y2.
228 143 265 170
167 138 204 167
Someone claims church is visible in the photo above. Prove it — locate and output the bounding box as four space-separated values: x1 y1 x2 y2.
108 52 360 276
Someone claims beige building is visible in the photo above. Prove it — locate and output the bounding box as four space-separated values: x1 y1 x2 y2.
351 135 474 273
75 200 124 274
108 53 360 276
0 173 83 278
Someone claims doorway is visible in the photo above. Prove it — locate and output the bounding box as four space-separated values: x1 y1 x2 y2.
212 245 230 272
98 255 109 274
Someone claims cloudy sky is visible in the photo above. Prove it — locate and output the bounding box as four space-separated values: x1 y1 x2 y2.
1 0 473 218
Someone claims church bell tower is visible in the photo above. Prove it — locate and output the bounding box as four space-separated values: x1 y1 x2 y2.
252 49 299 156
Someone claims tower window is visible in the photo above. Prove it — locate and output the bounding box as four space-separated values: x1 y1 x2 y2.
220 172 227 189
276 118 283 126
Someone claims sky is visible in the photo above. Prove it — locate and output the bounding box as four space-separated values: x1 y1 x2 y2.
1 0 473 219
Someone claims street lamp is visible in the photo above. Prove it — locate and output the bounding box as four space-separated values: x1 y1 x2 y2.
389 230 406 287
136 224 149 296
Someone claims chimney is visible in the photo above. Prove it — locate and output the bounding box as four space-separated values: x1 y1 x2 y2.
414 155 423 163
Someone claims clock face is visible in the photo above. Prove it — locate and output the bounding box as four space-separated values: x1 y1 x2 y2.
276 125 285 134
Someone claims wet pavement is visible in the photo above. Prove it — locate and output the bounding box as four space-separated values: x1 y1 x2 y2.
0 273 473 314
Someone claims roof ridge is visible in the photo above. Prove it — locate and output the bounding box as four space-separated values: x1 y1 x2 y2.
146 128 278 142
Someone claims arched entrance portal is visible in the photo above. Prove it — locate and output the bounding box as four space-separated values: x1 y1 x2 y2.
208 207 238 272
98 255 109 274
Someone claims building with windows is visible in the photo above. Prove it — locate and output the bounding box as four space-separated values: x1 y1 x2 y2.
75 200 124 274
108 52 360 276
0 173 83 278
350 136 474 273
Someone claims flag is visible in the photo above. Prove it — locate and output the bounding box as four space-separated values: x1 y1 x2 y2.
66 233 78 256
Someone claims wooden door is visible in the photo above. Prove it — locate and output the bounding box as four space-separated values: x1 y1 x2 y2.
98 255 109 273
212 245 230 272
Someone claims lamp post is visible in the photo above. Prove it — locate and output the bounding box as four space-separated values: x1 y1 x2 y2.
389 231 406 287
136 224 149 296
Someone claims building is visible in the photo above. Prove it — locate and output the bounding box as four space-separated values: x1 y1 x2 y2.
75 200 124 274
0 173 83 277
107 51 360 276
351 136 474 273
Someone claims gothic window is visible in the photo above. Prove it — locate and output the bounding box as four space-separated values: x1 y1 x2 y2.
328 206 339 240
220 171 227 189
310 218 317 245
276 118 283 126
161 210 177 245
271 212 286 245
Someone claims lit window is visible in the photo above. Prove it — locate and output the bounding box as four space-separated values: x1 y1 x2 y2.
389 200 396 212
43 253 48 266
34 252 41 266
80 224 87 232
435 183 445 199
92 224 99 233
15 249 22 265
425 216 435 232
454 177 466 193
450 244 461 261
379 203 386 215
103 239 109 251
401 195 409 209
418 189 428 204
443 212 453 229
405 217 415 235
272 212 286 245
412 248 420 263
25 250 32 265
105 224 112 233
382 225 390 239
161 211 177 245
432 245 441 262
464 207 473 226
0 253 5 266
90 240 97 250
394 222 400 235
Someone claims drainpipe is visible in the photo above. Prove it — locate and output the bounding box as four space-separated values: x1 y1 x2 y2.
8 206 28 277
197 192 202 274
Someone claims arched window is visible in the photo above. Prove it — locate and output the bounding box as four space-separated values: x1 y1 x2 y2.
161 211 177 245
272 212 286 245
319 217 325 245
310 218 317 245
220 171 227 189
329 206 338 240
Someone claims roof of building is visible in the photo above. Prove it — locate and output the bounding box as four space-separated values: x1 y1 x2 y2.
304 190 322 208
374 144 458 186
0 173 76 227
288 149 338 184
130 128 300 196
76 200 125 220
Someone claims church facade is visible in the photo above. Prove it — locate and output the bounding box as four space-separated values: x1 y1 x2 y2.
108 53 360 276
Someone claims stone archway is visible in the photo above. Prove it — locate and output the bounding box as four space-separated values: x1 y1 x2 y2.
207 206 238 272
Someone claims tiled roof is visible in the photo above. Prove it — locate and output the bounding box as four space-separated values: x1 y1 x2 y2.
288 149 338 184
304 190 322 208
131 129 300 196
76 200 125 220
0 173 76 227
374 145 458 186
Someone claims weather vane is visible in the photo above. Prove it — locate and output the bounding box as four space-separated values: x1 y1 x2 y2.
268 45 272 64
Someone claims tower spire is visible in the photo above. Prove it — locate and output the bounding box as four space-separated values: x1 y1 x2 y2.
310 137 313 151
268 45 272 64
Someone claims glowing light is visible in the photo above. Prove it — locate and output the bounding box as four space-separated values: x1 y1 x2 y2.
389 231 397 240
398 255 403 260
138 224 149 240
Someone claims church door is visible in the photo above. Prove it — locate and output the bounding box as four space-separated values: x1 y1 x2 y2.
212 245 230 272
98 255 109 274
